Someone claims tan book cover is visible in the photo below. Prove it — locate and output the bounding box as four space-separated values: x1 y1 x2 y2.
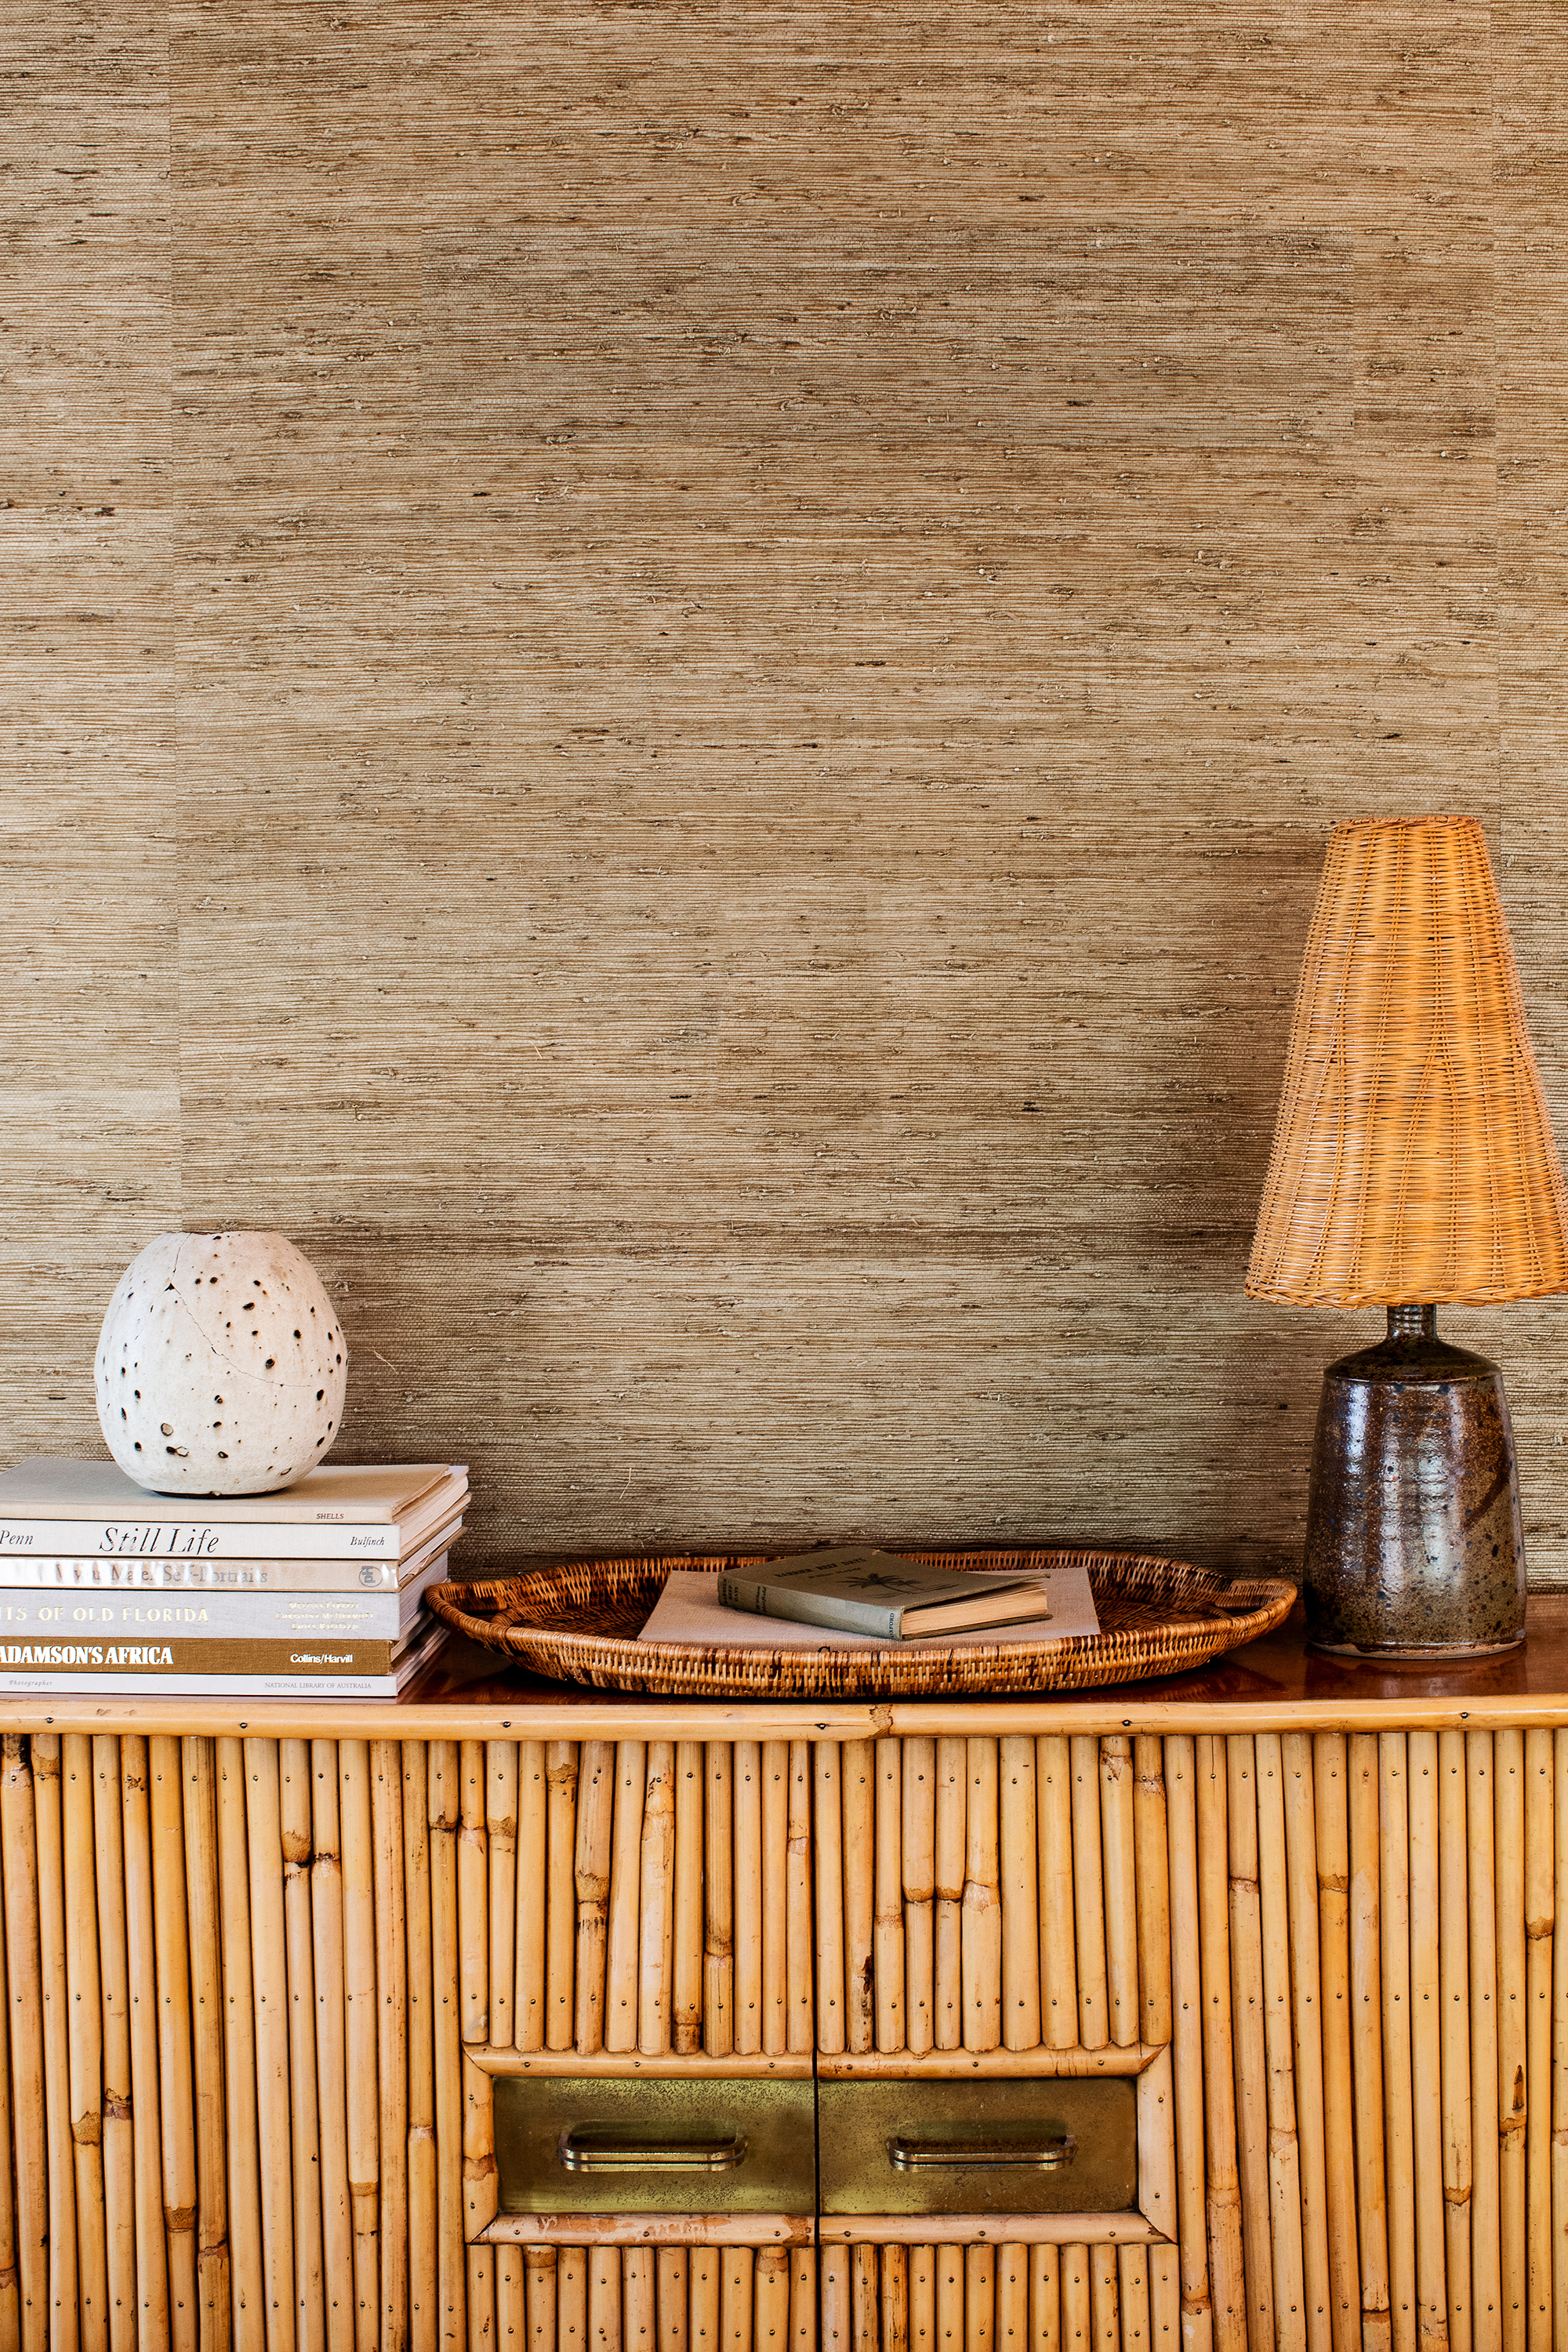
0 1635 405 1674
0 1613 448 1696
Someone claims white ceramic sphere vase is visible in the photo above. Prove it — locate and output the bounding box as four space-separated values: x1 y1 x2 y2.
95 1230 348 1494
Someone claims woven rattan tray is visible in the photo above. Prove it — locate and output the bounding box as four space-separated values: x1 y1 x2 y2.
427 1549 1297 1698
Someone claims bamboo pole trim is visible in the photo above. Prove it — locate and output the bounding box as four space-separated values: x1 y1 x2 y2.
815 2046 1161 2079
479 2218 813 2248
28 1681 1568 1738
472 2051 816 2078
813 2216 1164 2247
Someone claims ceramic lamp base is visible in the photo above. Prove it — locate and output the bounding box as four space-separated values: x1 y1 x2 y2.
1302 1305 1526 1658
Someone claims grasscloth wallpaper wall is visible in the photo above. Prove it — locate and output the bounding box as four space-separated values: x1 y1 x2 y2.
7 2 1568 1583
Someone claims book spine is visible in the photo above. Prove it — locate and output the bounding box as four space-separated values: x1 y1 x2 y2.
714 1573 771 1617
0 1637 404 1674
0 1555 419 1592
715 1575 901 1640
0 1519 413 1559
0 1593 424 1641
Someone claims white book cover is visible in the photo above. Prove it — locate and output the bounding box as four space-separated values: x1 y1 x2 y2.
0 1479 467 1560
0 1456 465 1521
0 1551 447 1641
0 1670 414 1698
0 1520 459 1592
636 1562 1101 1650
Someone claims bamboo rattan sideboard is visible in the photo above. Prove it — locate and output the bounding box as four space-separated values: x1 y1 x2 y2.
3 1602 1568 2352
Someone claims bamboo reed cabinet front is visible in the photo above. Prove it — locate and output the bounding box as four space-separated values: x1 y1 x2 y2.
4 1602 1568 2352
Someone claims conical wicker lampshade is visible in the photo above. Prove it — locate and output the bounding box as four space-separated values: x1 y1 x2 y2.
1247 815 1568 1307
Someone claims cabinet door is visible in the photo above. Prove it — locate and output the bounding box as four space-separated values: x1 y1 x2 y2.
456 1736 816 2064
461 1737 819 2352
811 1733 1160 2063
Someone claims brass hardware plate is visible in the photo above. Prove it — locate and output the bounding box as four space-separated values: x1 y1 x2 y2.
818 2078 1138 2216
493 2076 816 2214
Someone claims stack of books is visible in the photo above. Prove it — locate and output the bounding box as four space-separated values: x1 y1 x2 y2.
0 1456 468 1697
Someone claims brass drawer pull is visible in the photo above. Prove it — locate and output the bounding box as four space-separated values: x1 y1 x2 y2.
559 2126 750 2174
886 2133 1076 2172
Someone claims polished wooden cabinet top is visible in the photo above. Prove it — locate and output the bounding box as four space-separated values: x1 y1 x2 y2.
5 1593 1568 1739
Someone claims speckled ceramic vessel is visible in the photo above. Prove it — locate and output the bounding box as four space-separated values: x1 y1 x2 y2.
94 1230 348 1494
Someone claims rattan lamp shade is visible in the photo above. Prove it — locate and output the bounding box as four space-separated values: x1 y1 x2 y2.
1247 815 1568 1308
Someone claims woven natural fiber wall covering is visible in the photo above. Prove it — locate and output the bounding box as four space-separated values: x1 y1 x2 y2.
4 0 1568 1582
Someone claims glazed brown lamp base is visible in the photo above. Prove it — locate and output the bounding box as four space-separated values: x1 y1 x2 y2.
1302 1302 1527 1658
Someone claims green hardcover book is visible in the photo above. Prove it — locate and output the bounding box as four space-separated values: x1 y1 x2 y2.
716 1545 1054 1641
